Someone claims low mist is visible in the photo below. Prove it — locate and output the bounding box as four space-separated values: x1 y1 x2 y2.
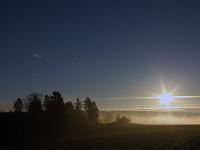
100 110 200 124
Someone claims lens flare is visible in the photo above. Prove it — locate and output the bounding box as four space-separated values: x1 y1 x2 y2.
158 92 174 105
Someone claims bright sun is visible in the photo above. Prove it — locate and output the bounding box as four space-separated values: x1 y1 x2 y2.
158 92 174 105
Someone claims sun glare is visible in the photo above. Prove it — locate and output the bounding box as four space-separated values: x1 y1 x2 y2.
159 92 174 105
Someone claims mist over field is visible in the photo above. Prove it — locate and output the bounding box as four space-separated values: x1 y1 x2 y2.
100 109 200 124
97 97 200 124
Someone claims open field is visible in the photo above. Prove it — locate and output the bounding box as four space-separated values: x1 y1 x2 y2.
18 125 200 150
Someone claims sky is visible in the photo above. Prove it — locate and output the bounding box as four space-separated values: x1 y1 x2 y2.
1 0 200 110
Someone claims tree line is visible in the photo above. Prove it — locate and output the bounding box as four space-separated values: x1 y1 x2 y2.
13 91 99 124
0 90 100 148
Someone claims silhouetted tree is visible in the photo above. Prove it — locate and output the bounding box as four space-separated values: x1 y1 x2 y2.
43 95 51 112
43 91 65 114
13 98 23 112
84 97 99 124
75 98 82 112
73 98 87 125
27 96 43 114
49 91 65 114
63 101 74 126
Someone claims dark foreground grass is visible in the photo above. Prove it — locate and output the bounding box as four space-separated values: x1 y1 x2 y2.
17 125 200 150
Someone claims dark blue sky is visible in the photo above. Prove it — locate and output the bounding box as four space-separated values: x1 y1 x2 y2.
1 0 200 106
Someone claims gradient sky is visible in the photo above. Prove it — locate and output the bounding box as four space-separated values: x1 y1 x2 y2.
1 0 200 109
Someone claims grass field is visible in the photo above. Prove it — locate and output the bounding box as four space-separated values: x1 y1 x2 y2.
23 125 200 150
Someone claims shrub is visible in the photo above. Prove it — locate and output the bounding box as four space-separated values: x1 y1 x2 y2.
114 115 131 124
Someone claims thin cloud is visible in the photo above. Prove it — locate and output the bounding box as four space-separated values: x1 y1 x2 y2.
106 95 200 101
105 96 155 101
33 53 42 58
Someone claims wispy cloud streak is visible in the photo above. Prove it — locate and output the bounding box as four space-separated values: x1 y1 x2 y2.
33 53 42 58
106 95 200 101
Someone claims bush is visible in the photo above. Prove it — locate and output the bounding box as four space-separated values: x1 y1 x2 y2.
114 115 131 124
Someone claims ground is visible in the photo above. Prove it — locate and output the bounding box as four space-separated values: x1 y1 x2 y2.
17 125 200 150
